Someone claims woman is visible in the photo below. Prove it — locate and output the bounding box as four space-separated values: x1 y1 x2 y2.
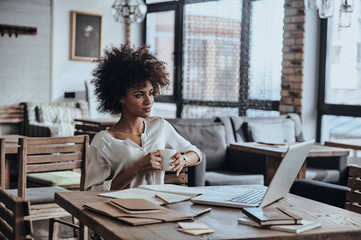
85 44 202 191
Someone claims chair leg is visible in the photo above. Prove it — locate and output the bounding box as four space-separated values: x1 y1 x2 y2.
49 217 81 240
49 218 60 240
79 222 88 240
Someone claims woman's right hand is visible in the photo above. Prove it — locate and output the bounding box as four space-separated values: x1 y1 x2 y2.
135 150 163 174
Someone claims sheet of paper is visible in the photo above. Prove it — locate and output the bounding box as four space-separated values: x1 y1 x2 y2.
138 184 211 197
99 188 191 205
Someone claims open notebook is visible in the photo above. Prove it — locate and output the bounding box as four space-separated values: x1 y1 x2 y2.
191 140 314 208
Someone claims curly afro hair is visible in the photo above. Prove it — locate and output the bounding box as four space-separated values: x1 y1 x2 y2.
91 44 169 114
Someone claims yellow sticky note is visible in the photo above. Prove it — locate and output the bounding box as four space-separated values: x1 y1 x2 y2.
178 222 209 230
178 228 215 236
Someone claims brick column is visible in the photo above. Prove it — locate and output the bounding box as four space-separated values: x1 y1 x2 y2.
279 0 305 116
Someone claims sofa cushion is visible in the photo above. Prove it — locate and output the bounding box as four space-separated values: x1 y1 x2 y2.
6 186 71 204
37 105 82 124
286 113 305 142
36 106 58 123
215 117 236 144
171 123 227 171
205 171 264 186
230 116 246 142
27 170 81 186
245 118 296 143
47 123 76 137
306 168 340 183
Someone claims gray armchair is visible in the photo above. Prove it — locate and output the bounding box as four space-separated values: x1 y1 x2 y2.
166 118 264 187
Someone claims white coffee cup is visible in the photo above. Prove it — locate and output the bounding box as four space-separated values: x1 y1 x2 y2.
159 149 177 171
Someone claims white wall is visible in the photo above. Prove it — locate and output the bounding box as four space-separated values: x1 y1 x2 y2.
302 8 319 141
52 0 143 117
0 0 51 104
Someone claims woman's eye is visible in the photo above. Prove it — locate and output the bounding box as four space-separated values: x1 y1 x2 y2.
135 93 142 98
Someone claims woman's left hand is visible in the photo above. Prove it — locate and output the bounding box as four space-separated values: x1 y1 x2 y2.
171 152 188 176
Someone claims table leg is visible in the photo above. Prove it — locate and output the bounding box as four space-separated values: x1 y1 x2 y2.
5 157 10 189
79 222 88 240
266 156 306 186
266 156 281 186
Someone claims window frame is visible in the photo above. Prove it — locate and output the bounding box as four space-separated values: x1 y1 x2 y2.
144 0 281 118
316 19 361 142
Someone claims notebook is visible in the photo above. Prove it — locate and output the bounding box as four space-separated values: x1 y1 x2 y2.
191 140 314 208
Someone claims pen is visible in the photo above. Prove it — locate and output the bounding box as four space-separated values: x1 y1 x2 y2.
155 194 170 204
193 207 212 217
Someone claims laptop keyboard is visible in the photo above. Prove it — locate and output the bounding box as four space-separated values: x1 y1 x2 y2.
227 190 265 204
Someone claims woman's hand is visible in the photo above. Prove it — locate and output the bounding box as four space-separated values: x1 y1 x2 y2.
170 152 188 176
136 150 163 174
110 150 162 190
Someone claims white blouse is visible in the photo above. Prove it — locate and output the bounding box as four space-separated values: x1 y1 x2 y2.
84 116 202 191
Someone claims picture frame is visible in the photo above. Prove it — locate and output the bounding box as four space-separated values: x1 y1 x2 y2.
70 11 103 61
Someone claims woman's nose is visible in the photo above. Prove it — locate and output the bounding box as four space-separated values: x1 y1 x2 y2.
144 94 153 104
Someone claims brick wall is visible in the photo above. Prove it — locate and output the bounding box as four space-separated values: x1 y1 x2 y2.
279 0 305 116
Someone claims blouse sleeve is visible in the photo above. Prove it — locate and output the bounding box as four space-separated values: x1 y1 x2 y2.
162 119 203 163
85 145 113 191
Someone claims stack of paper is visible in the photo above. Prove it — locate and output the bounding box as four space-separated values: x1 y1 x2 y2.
99 184 210 205
242 207 303 226
238 214 322 233
84 198 193 226
177 222 215 236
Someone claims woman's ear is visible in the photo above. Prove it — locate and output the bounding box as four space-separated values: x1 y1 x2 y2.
119 98 124 104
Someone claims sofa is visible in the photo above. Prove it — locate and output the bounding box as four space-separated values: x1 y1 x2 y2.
167 117 264 187
166 113 348 187
22 100 89 137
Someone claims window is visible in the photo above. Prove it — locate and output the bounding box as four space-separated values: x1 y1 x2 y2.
146 10 175 97
317 0 361 142
145 0 284 118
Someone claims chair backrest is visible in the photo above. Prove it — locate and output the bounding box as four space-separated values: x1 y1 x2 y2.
17 135 89 199
0 105 24 135
345 164 361 214
74 123 100 142
164 167 188 186
0 105 24 124
74 118 115 143
0 187 33 240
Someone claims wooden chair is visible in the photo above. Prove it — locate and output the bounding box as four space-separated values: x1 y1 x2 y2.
74 123 99 143
74 118 115 143
0 104 24 124
345 164 361 214
164 167 188 186
1 135 89 240
0 104 24 134
0 187 33 240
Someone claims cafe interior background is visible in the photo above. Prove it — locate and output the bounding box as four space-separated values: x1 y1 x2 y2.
1 0 361 156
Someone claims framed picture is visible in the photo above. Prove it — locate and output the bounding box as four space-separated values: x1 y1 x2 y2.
70 11 103 61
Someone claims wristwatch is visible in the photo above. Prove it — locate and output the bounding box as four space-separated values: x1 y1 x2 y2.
183 154 188 167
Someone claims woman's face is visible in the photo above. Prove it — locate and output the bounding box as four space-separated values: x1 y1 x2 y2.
120 80 154 118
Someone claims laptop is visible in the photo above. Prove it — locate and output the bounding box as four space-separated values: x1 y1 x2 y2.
191 140 315 208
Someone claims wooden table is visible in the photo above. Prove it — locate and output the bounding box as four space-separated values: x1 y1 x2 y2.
324 139 361 151
1 135 23 188
74 117 118 128
229 142 350 186
55 190 361 240
74 118 118 142
325 139 361 165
